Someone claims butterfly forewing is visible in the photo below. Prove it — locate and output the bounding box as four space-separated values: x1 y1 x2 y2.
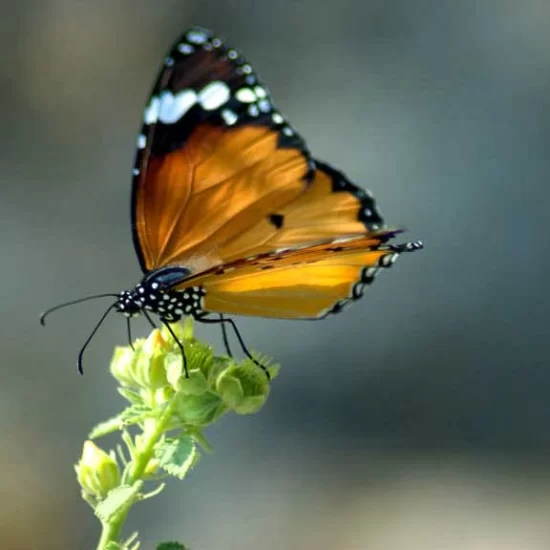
132 27 314 273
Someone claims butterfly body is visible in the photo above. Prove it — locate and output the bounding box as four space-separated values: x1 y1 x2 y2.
116 267 206 322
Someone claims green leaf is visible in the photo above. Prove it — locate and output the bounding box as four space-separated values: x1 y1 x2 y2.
186 428 213 454
155 435 200 480
88 405 152 439
120 404 153 422
117 387 143 404
95 483 142 523
156 542 188 550
89 415 125 439
104 543 125 550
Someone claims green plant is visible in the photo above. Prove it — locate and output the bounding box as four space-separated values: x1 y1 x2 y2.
75 318 277 550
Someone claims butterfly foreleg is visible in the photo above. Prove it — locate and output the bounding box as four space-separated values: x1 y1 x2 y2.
126 317 135 351
162 319 189 378
218 313 234 358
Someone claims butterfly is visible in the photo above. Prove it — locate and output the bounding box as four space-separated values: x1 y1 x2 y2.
41 26 422 376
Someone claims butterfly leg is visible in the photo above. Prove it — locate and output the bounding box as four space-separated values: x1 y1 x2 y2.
219 314 234 358
162 320 189 378
126 317 135 351
197 316 270 381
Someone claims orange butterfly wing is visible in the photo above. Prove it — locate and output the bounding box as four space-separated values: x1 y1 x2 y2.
129 27 422 322
220 160 384 261
181 235 422 319
134 123 311 269
131 28 385 275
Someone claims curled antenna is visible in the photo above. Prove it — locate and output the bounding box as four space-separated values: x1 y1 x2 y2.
40 293 120 326
77 302 118 375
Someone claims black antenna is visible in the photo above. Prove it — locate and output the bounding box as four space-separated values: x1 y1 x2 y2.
77 302 118 375
40 293 120 326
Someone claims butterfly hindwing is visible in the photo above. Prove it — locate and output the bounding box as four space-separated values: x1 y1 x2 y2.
219 160 386 261
180 233 422 319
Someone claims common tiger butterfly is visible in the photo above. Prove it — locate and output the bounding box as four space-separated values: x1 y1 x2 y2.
41 26 422 376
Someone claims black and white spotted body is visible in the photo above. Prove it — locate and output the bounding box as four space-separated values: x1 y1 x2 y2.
116 266 206 322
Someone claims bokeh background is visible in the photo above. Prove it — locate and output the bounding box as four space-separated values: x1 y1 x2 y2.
2 1 550 548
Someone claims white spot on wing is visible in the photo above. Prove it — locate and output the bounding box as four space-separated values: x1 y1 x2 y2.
187 30 208 44
144 96 160 124
235 88 256 103
272 113 284 124
221 108 238 125
158 90 197 124
178 43 194 55
258 99 271 113
137 134 146 149
199 81 231 110
254 86 267 98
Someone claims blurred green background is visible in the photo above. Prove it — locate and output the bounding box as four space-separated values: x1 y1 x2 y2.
2 1 550 548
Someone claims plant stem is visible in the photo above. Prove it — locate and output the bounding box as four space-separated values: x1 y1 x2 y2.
96 397 179 550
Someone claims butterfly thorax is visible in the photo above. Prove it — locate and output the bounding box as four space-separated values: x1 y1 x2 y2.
116 266 206 322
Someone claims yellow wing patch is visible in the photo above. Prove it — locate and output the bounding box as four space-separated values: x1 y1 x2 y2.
182 234 422 319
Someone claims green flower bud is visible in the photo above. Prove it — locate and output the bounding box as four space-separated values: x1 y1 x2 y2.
135 330 170 389
167 358 208 395
175 391 225 427
110 346 137 388
216 361 271 414
110 329 168 391
75 441 120 499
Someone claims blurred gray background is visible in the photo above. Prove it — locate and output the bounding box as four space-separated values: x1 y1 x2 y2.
2 1 550 548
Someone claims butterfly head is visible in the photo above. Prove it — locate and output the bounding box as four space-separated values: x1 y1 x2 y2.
115 290 143 318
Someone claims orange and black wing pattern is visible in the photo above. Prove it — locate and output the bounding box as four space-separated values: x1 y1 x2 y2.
181 234 422 319
131 26 422 320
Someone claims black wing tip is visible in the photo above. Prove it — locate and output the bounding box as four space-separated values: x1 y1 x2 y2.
390 240 424 253
313 159 385 231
